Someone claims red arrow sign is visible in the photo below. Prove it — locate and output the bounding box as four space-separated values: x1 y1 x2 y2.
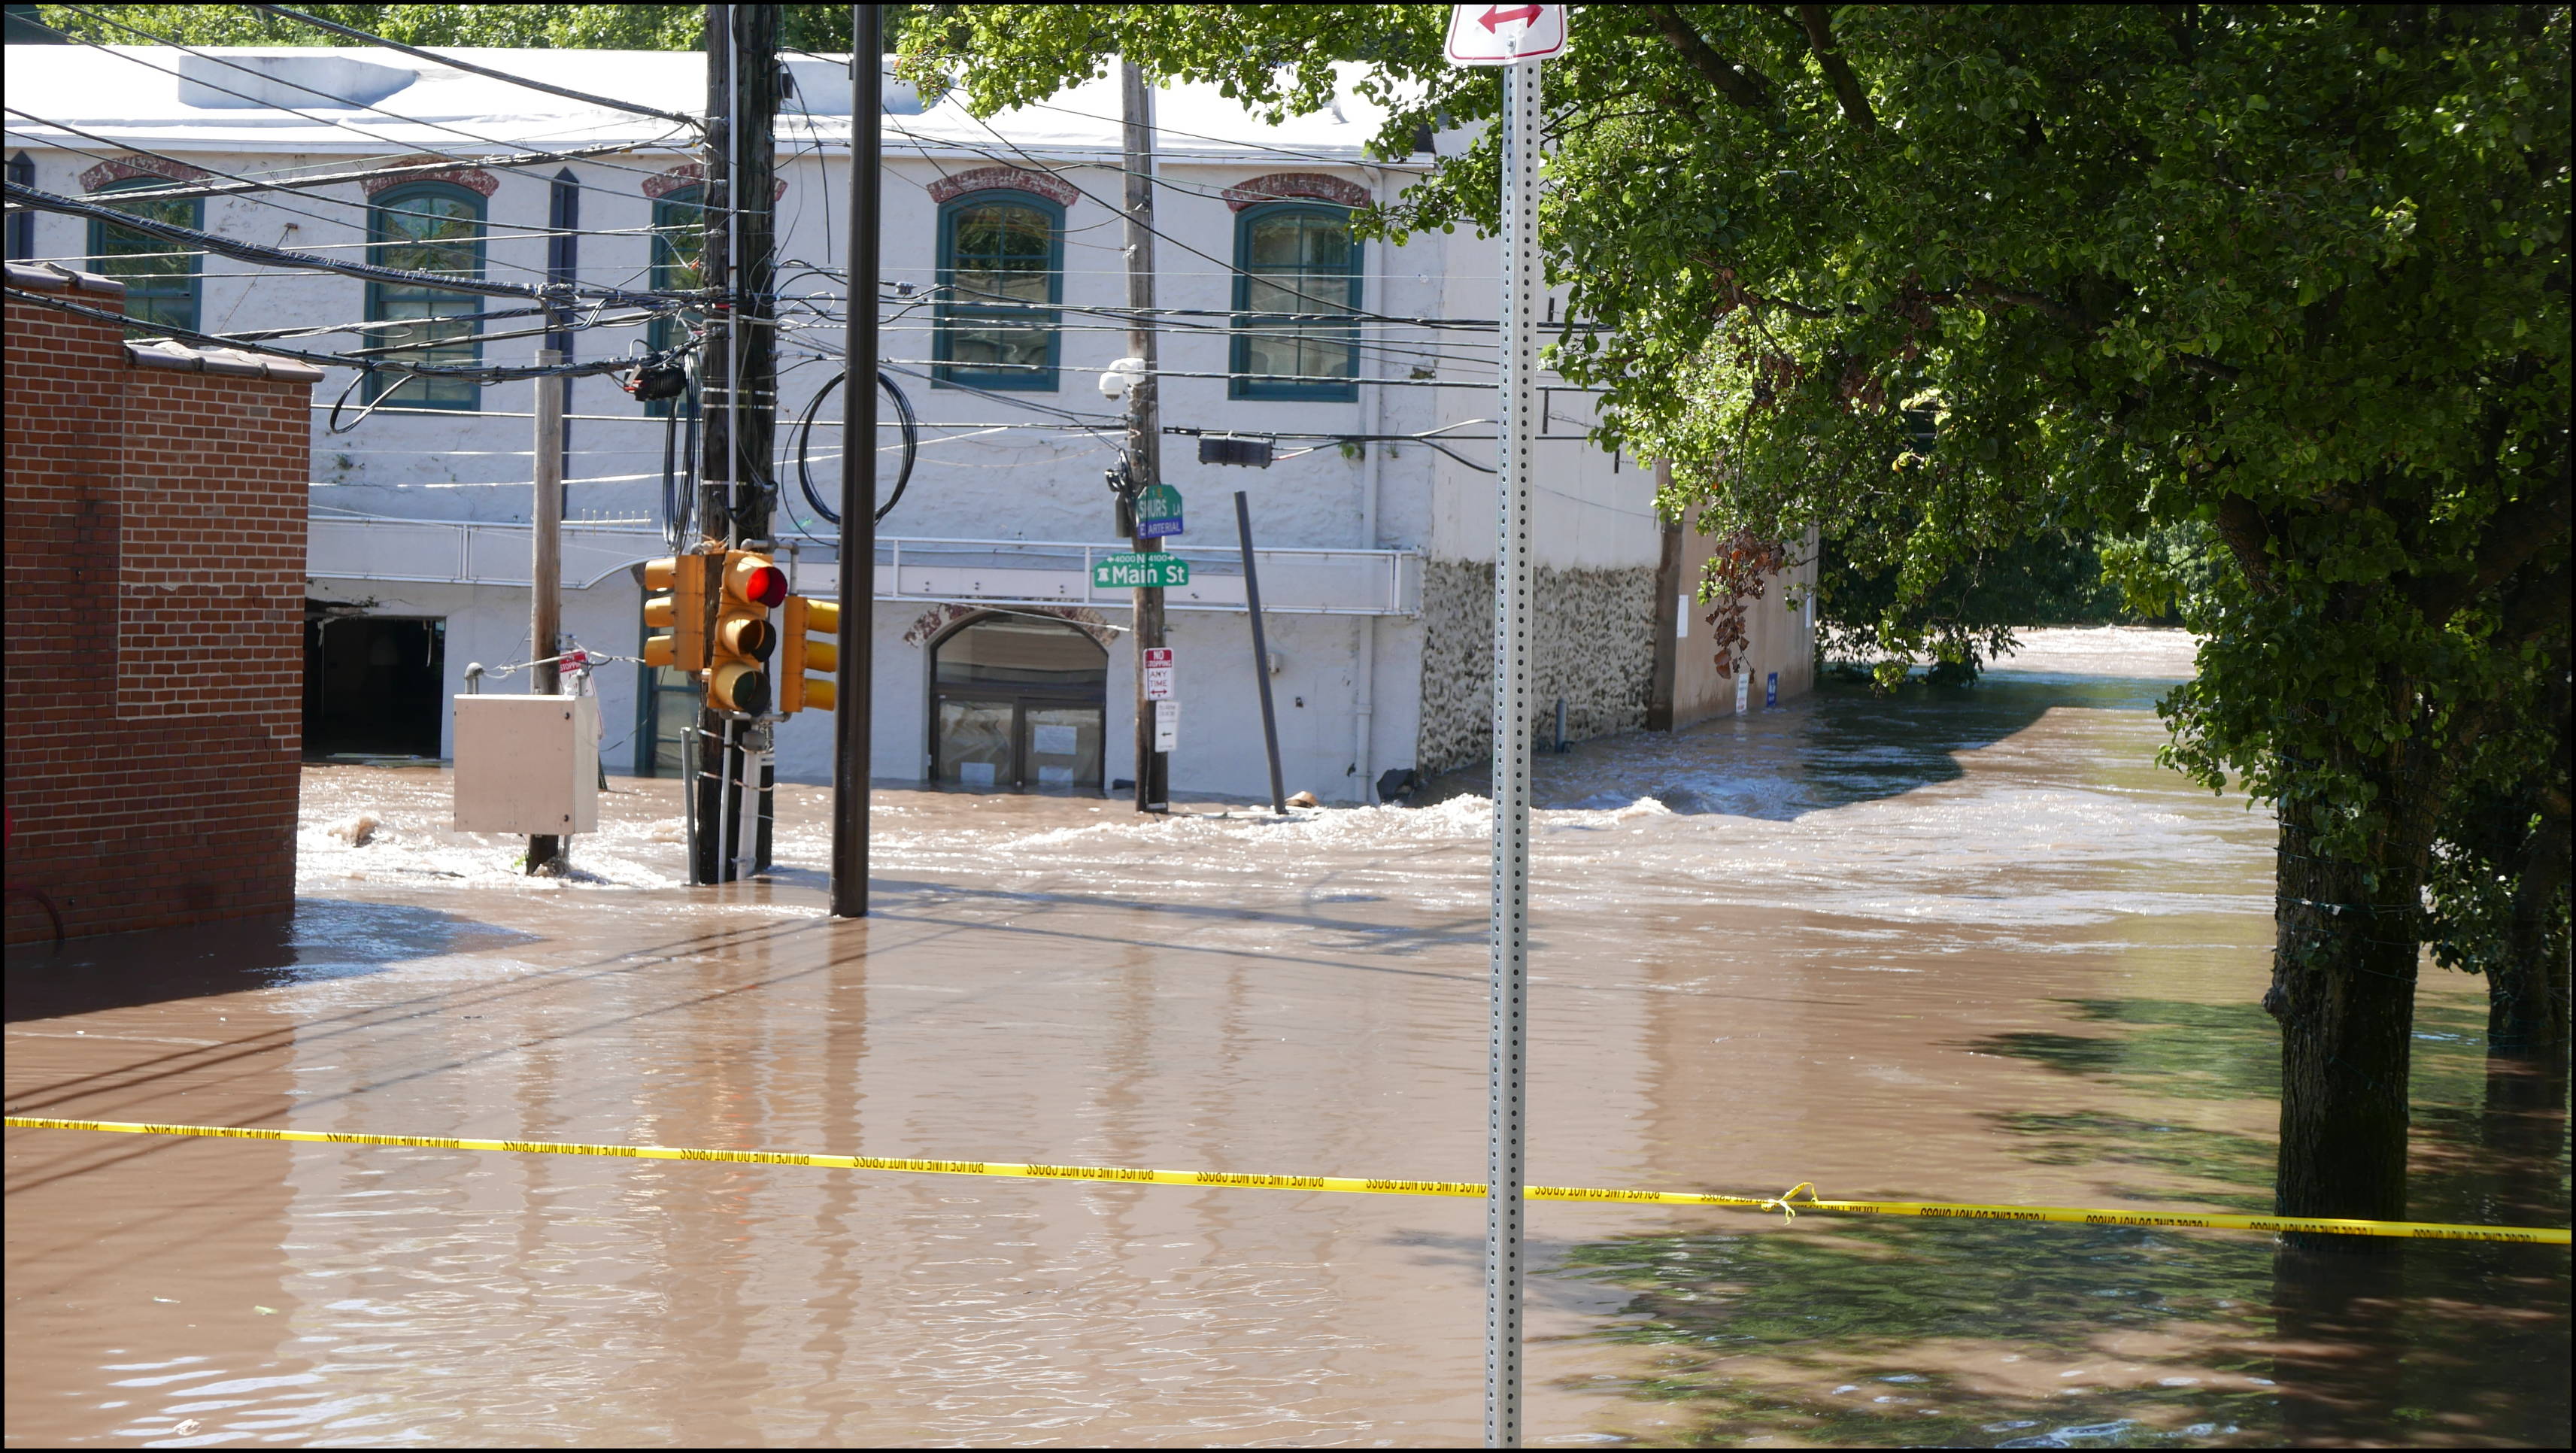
1480 4 1545 29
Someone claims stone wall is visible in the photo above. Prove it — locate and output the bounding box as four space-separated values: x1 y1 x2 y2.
1413 560 1660 777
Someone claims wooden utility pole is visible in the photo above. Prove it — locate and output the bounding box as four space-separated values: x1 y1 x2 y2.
830 3 881 917
691 2 782 883
527 345 566 873
1121 59 1167 814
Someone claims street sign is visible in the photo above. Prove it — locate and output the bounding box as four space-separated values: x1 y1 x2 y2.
1136 483 1184 538
1143 645 1175 701
1152 698 1179 751
1094 551 1191 589
1446 2 1566 65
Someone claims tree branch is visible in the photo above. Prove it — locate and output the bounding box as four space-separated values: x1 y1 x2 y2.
1646 5 1775 113
1968 278 2085 325
2177 353 2242 381
2213 492 2278 595
2467 468 2573 599
1796 5 1877 131
2500 557 2571 648
2412 464 2574 622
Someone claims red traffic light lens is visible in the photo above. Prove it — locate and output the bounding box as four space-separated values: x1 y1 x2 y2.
744 564 787 607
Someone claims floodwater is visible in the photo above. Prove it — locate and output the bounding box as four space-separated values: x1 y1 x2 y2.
7 626 2565 1448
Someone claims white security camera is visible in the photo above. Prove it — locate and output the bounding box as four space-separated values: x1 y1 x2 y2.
1099 356 1146 399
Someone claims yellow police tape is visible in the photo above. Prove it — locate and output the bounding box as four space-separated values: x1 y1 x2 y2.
8 1115 2567 1245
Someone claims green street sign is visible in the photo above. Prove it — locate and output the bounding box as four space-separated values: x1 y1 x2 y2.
1136 483 1184 538
1093 551 1191 589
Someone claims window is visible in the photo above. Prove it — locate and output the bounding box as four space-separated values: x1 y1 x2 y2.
645 184 705 417
86 174 202 334
7 153 33 260
365 181 486 409
1230 203 1360 401
933 192 1062 390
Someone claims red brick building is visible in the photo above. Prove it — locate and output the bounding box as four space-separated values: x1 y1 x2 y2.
5 262 316 945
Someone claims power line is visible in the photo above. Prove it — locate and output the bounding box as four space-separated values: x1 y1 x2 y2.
247 4 705 131
30 8 717 209
3 109 674 214
2 114 679 288
8 181 702 311
6 283 654 381
1014 96 1434 175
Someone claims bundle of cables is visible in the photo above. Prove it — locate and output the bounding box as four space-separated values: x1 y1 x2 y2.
793 369 920 526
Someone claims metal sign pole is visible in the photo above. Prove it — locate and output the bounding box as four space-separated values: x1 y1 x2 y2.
1488 49 1542 1453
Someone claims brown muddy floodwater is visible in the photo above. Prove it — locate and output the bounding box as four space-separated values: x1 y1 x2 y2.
8 628 2565 1448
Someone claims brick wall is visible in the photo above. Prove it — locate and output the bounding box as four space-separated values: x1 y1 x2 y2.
5 270 312 945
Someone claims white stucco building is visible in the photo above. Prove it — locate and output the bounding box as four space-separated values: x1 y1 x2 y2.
6 43 1813 801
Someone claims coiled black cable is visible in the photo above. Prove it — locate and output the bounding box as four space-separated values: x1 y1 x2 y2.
793 369 918 526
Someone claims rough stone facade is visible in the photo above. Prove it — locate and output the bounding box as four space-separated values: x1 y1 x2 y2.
1413 560 1661 777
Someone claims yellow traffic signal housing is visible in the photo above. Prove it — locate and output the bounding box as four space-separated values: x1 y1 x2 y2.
641 554 711 672
705 549 787 715
778 595 840 714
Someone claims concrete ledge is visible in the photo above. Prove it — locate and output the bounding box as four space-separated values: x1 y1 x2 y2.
5 259 126 296
125 338 326 384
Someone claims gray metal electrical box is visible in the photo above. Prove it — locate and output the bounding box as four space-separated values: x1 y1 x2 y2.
452 695 599 835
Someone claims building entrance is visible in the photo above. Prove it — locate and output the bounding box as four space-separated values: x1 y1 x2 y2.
303 611 446 758
930 614 1106 791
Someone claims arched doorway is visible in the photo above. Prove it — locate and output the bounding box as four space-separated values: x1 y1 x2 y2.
930 614 1107 790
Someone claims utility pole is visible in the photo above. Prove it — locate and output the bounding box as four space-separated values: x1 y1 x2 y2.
830 2 881 918
527 345 566 873
1120 58 1167 814
692 2 782 884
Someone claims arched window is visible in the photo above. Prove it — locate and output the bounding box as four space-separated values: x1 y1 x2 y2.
934 190 1063 391
645 183 705 417
86 174 202 334
1230 202 1360 401
366 180 486 409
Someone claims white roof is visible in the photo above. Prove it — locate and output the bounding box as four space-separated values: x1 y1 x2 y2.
3 44 1412 166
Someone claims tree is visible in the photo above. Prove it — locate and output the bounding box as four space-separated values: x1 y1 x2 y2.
908 5 2571 1233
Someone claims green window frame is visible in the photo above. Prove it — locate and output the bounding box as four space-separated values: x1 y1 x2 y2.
365 180 487 410
645 184 705 418
86 174 202 335
1230 202 1361 402
933 190 1063 391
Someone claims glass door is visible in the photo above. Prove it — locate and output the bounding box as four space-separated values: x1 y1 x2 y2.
929 615 1107 791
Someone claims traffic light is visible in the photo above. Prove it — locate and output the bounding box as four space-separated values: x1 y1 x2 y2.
705 549 787 715
641 554 710 672
778 595 839 714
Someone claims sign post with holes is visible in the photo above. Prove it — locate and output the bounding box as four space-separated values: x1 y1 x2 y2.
1448 3 1564 1446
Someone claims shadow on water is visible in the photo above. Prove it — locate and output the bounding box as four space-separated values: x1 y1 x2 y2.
1555 1216 2566 1448
1962 999 2285 1103
1568 996 2565 1445
3 899 539 1022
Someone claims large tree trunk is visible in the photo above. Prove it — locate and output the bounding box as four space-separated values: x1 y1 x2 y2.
2265 787 2429 1241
